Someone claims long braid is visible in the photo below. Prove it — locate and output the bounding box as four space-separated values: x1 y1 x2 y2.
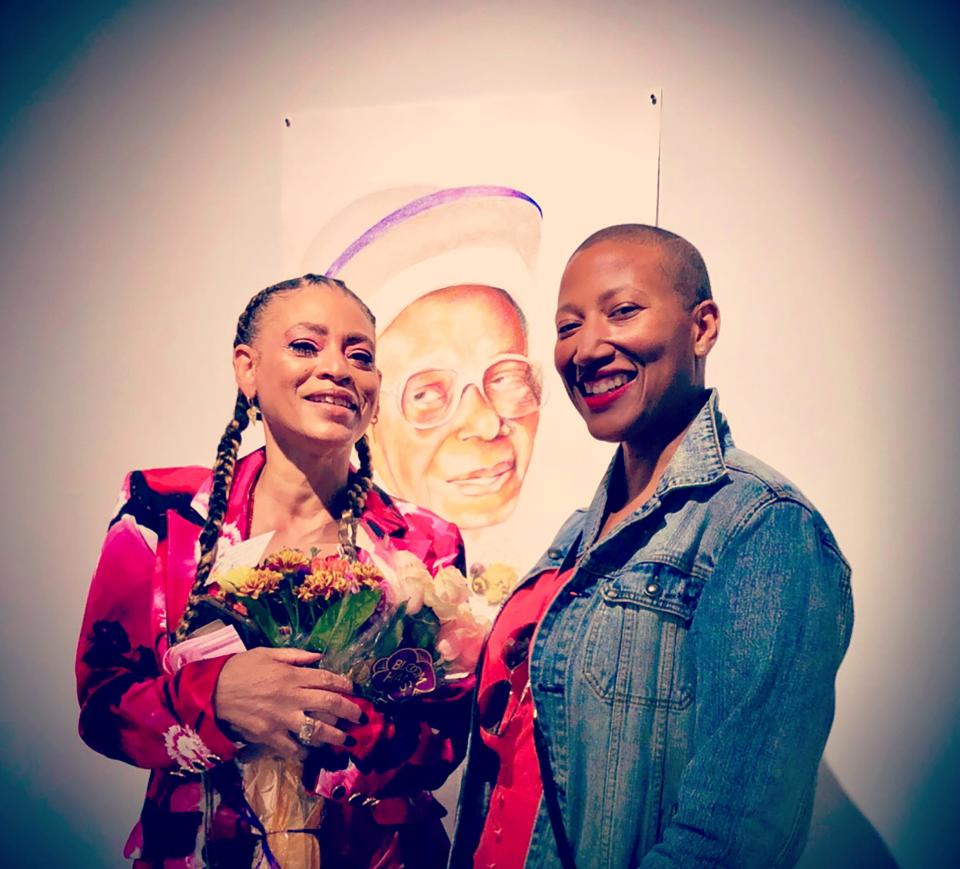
338 434 375 560
172 273 377 642
175 391 250 641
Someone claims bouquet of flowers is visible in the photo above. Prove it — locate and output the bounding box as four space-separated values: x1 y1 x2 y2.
184 543 486 866
206 547 485 696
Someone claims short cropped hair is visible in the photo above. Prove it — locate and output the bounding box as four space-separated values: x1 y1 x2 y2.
571 224 712 308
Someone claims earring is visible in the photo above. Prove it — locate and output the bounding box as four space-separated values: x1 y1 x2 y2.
246 397 262 425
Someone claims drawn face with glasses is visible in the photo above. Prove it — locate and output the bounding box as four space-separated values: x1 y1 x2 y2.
369 285 541 529
396 354 540 429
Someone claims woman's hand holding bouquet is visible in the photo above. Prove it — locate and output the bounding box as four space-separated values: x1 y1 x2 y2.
204 546 485 707
215 648 361 758
172 541 487 866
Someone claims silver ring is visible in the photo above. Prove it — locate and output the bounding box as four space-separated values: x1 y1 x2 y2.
297 715 317 746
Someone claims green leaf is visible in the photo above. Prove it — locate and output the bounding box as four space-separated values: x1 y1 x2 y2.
324 588 382 652
302 599 346 653
300 588 377 652
242 596 282 646
278 586 300 639
194 595 267 646
370 603 407 660
407 615 441 650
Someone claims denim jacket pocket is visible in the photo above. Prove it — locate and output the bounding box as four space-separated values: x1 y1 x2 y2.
582 561 702 709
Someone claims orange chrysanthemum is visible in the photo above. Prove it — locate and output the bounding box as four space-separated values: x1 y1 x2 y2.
293 566 337 602
235 568 283 599
260 548 310 573
293 559 384 602
351 561 385 590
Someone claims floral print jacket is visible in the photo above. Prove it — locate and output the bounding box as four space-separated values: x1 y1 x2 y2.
76 448 471 868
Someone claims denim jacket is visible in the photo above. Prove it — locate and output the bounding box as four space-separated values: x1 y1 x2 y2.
451 391 853 868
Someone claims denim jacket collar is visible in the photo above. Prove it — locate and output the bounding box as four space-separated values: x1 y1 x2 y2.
654 388 732 494
562 389 734 564
519 390 734 584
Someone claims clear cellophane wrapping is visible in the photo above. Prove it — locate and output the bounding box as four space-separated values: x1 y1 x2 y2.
241 751 324 868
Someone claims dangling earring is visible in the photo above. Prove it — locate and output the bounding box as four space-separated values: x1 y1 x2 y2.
246 397 262 425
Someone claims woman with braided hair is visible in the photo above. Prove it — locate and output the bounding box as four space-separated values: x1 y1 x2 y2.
76 274 471 868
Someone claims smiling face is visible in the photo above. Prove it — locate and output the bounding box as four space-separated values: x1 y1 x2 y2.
233 284 380 456
371 285 539 529
555 239 718 446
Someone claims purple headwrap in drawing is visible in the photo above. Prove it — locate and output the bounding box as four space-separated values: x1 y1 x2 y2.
301 184 543 330
326 186 541 278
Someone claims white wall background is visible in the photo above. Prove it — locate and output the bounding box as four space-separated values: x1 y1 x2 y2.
1 1 957 866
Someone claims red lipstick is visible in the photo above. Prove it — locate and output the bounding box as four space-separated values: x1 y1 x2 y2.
582 381 631 411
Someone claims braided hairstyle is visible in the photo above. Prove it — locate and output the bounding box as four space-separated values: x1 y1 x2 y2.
174 274 377 642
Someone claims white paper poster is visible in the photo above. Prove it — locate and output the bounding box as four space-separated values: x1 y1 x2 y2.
283 88 661 597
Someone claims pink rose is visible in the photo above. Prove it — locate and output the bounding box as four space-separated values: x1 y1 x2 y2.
436 607 487 674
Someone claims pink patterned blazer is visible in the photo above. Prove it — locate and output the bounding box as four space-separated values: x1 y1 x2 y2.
76 448 471 868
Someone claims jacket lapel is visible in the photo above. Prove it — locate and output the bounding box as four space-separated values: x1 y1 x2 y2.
164 510 204 639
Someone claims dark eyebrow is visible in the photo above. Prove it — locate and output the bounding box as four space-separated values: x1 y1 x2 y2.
597 286 636 302
556 286 637 319
288 323 373 346
289 322 328 336
344 334 374 347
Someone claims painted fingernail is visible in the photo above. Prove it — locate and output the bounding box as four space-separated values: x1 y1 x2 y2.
344 735 357 747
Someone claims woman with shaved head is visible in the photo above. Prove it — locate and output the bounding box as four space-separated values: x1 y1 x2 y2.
452 224 852 868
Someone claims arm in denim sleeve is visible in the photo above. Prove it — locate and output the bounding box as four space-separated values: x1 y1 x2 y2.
76 477 240 773
641 499 853 868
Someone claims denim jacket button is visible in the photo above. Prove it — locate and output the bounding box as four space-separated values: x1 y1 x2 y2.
548 547 563 560
645 581 662 597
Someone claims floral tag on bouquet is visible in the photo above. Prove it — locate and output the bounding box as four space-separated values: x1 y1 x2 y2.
370 647 437 701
